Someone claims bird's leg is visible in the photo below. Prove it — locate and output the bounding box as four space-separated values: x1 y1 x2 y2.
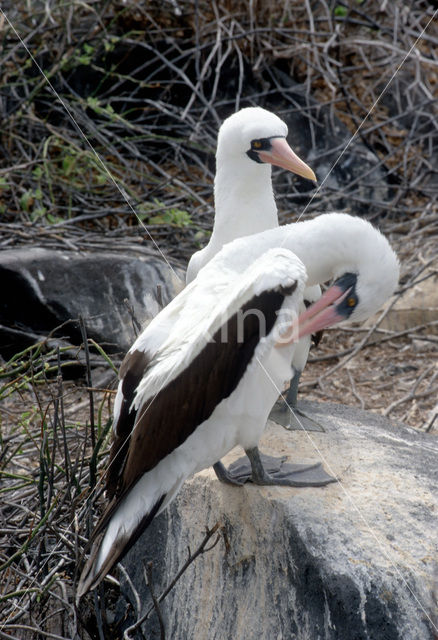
213 446 336 487
285 370 299 406
269 369 325 432
244 447 276 484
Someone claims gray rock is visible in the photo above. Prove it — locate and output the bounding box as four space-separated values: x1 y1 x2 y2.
0 247 184 357
119 401 438 640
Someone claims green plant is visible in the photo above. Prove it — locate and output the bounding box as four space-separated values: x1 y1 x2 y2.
334 5 348 16
138 197 193 227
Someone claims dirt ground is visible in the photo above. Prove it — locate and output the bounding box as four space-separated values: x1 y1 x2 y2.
301 328 438 431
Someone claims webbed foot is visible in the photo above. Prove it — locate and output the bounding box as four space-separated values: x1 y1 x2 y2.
214 448 336 487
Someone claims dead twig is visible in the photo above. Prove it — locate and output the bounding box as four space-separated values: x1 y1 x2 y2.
122 523 222 639
145 562 166 640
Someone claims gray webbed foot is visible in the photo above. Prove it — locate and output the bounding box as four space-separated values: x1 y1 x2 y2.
213 460 246 486
213 454 286 486
214 448 336 487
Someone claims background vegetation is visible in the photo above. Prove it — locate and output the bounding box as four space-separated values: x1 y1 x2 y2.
0 1 437 638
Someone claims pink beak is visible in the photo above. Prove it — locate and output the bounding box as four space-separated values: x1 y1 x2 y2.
276 284 353 347
259 138 316 182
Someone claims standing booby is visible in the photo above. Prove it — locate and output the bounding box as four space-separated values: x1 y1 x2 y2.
77 213 399 598
185 106 320 430
186 107 315 281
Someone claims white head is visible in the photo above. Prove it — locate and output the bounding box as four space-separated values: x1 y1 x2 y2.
209 212 399 342
291 214 400 339
216 107 316 181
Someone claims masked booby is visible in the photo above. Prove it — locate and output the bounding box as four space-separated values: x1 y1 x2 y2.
77 212 399 598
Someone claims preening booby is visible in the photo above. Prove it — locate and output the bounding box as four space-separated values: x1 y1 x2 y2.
186 106 321 430
77 213 399 598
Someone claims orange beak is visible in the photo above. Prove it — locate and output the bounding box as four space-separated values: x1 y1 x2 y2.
259 138 316 182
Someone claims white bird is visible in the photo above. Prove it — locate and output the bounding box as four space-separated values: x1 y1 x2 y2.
77 212 399 598
186 106 321 431
186 107 316 281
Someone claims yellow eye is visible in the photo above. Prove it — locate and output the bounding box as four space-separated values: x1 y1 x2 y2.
347 297 356 307
253 140 262 149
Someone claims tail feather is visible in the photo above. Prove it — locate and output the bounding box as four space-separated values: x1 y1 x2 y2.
76 493 166 601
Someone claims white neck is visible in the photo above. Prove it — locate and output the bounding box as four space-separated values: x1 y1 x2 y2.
210 158 278 252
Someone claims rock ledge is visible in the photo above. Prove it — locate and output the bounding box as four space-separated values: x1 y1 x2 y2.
121 401 438 640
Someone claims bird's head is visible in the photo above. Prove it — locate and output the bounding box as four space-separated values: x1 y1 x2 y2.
273 215 400 345
295 227 400 339
216 107 316 182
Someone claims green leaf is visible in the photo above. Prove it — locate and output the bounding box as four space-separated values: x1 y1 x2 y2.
169 208 192 227
46 213 63 224
62 154 76 176
32 166 43 180
96 173 107 185
149 214 166 225
86 96 100 111
20 190 33 212
334 5 348 16
77 55 92 65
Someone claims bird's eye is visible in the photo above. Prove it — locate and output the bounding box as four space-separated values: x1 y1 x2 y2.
252 140 262 149
347 297 356 307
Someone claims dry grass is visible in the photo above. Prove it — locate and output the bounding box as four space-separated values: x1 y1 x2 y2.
302 327 438 430
0 0 437 638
